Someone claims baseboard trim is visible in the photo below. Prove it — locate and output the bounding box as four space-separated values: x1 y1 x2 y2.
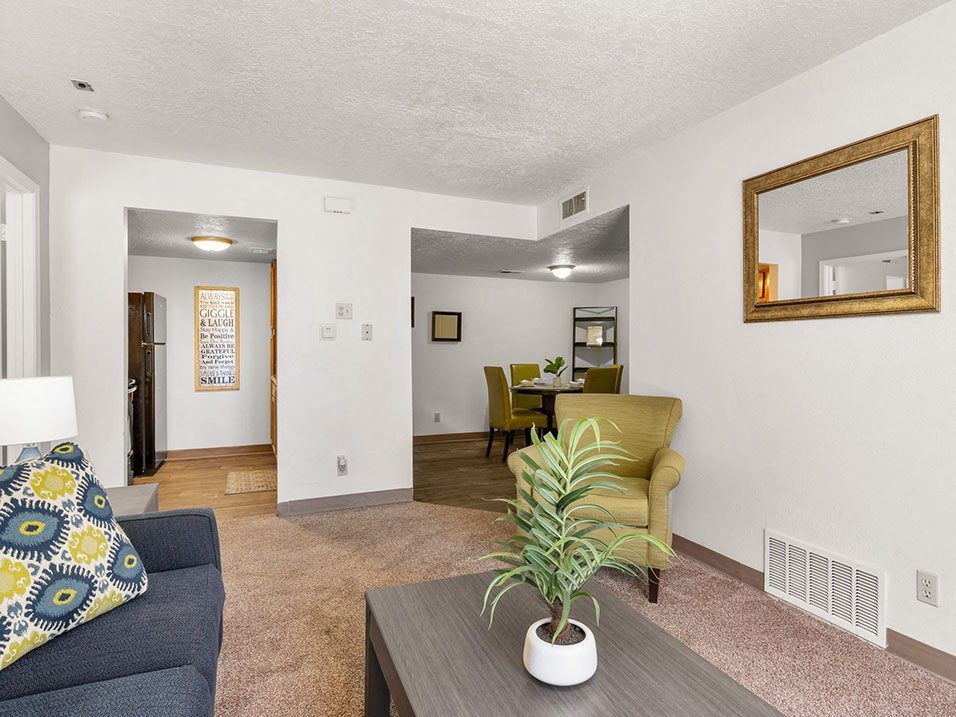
672 533 956 684
413 431 487 445
672 533 764 589
887 629 956 684
165 444 273 461
277 488 412 516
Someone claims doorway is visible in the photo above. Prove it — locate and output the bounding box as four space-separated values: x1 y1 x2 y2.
0 154 40 464
124 208 278 519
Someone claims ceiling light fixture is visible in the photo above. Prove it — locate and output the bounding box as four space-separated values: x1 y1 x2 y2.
191 236 234 252
549 264 575 279
77 108 109 122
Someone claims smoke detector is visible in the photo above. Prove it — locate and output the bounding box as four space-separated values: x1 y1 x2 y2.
77 108 109 122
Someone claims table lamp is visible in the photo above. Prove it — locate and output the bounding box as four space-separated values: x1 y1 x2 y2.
0 376 78 462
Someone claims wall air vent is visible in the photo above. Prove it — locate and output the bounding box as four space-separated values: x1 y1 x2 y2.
249 247 274 255
561 189 588 220
765 530 885 646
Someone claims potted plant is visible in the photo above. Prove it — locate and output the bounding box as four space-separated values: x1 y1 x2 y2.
543 356 567 387
481 418 672 686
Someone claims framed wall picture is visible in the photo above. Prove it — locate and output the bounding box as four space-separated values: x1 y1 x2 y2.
431 311 462 342
195 285 240 391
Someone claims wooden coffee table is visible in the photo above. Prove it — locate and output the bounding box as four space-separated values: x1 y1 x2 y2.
365 572 782 716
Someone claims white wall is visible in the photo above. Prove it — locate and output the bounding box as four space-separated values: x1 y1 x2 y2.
49 146 535 497
127 256 270 450
0 94 50 373
412 273 628 435
535 3 956 654
758 229 802 300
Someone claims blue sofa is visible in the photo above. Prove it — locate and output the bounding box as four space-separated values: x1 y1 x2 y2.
0 509 225 717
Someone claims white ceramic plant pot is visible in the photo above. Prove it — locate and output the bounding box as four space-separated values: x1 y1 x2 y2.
552 376 562 388
522 618 597 686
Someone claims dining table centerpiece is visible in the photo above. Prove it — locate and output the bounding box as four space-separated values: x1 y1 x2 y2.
542 356 567 387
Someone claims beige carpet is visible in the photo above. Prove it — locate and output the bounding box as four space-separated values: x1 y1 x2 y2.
224 469 277 495
215 502 956 716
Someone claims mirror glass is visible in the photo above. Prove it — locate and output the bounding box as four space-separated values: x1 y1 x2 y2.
757 149 909 301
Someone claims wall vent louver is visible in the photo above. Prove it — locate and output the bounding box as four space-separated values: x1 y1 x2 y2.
561 189 588 220
764 530 885 646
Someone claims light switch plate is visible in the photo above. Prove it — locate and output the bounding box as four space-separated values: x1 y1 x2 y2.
361 323 372 341
320 323 336 340
336 303 353 320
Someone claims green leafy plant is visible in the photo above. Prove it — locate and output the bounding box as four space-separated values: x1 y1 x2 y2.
481 417 672 644
543 356 567 377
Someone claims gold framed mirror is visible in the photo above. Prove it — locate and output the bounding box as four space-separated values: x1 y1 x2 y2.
743 116 939 322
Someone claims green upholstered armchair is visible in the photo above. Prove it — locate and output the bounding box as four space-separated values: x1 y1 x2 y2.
506 393 684 602
510 363 543 411
583 365 624 393
484 366 545 462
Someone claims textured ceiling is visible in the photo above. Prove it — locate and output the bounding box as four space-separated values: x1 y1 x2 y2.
127 208 277 263
759 151 908 235
412 206 628 283
0 1 945 203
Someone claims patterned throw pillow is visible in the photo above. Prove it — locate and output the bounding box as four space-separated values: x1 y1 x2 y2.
0 443 148 670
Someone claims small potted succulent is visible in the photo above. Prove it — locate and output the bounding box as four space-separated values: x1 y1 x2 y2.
481 417 671 686
543 356 567 388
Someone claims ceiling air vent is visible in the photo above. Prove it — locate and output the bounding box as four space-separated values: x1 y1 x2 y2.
498 269 524 274
765 530 885 646
561 189 588 220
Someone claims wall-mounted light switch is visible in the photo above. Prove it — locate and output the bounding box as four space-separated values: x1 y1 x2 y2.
320 323 336 340
336 303 353 319
361 324 373 341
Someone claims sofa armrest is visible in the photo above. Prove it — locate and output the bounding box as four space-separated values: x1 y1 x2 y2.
647 447 685 539
119 508 221 573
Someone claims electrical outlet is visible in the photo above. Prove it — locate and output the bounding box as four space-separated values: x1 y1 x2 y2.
917 570 939 607
337 455 348 477
335 303 353 319
361 323 372 341
433 412 440 423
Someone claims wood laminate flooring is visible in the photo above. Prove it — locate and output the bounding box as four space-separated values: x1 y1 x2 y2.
133 452 277 520
135 438 516 519
412 437 518 512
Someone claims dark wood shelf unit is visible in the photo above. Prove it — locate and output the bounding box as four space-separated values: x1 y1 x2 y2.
572 306 618 379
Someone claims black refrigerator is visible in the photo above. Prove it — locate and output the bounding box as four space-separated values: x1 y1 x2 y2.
129 292 167 475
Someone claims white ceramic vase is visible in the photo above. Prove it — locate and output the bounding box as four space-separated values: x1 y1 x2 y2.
552 376 562 388
522 618 597 686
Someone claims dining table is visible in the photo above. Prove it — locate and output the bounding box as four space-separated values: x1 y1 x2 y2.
511 381 584 433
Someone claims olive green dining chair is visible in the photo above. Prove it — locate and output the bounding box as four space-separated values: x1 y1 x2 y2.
510 363 543 411
484 366 543 461
583 365 624 394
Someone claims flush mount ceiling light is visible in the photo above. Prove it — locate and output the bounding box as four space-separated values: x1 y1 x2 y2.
77 108 109 122
191 236 234 252
548 264 575 279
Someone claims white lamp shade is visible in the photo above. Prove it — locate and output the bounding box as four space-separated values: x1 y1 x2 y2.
0 376 79 446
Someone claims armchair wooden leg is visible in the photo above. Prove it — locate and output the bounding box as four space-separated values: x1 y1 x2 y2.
485 428 495 457
647 568 661 603
502 430 513 462
523 427 531 446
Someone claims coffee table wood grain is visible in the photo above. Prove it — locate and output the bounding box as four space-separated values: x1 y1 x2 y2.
365 571 782 717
